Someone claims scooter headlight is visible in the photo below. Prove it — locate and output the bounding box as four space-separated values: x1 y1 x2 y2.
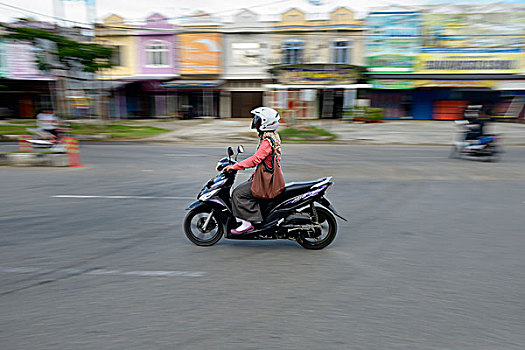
198 188 219 201
209 178 226 190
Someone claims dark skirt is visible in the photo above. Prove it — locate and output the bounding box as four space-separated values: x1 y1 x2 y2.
231 180 263 222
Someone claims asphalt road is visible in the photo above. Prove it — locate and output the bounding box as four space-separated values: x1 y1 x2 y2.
1 143 524 350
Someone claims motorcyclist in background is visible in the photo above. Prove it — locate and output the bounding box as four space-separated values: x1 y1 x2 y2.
36 108 61 139
463 105 492 141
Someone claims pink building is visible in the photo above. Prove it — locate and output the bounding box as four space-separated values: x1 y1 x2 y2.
137 13 177 77
0 21 55 118
110 13 179 118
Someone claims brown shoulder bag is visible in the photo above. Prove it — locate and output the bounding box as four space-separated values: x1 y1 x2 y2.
251 138 285 199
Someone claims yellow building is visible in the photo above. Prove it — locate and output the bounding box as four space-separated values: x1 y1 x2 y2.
270 7 365 66
94 14 137 80
266 7 367 119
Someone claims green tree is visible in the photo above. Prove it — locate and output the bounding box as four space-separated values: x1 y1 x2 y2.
1 24 114 73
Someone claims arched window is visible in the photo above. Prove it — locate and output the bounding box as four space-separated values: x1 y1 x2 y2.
146 40 169 67
331 40 352 64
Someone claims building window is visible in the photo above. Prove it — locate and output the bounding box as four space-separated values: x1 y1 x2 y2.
232 43 261 66
282 41 303 65
331 40 351 64
111 46 122 66
146 40 169 66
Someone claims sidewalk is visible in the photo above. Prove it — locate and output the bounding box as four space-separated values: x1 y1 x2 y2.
2 118 524 145
138 118 525 146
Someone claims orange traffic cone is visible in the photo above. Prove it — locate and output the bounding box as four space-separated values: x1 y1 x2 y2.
63 136 82 167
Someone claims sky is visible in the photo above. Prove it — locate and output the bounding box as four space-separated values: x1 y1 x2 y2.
0 0 522 26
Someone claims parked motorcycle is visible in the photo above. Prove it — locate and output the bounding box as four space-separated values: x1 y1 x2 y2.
449 119 503 162
183 146 346 249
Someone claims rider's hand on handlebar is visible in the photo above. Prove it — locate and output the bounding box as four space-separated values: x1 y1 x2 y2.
223 165 235 173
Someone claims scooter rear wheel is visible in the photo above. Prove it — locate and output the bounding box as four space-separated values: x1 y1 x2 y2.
449 146 459 159
184 206 223 246
297 206 337 250
487 145 502 162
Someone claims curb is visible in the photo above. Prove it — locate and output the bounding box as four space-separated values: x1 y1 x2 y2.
0 153 70 167
1 134 110 142
133 137 525 146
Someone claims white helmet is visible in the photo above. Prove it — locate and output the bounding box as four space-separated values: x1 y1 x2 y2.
250 107 280 132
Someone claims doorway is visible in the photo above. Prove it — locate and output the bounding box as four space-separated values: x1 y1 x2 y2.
231 92 263 118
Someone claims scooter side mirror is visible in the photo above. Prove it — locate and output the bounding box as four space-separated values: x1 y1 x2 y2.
227 147 234 157
235 145 244 161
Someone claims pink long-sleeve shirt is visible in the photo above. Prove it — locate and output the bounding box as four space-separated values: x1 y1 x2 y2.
233 139 280 171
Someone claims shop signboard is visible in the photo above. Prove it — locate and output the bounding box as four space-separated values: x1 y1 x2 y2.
419 10 525 73
276 65 358 84
180 33 222 75
416 53 522 74
367 54 416 73
421 12 525 54
365 11 422 73
413 80 495 88
370 79 415 89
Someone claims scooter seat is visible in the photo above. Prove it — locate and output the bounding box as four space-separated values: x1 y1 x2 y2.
285 180 318 191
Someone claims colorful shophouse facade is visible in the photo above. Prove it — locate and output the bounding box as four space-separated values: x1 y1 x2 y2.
265 7 368 119
221 9 271 118
364 4 525 120
0 21 55 118
162 12 223 118
95 13 179 118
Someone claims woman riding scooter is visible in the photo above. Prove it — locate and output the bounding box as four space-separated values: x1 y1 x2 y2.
223 107 283 234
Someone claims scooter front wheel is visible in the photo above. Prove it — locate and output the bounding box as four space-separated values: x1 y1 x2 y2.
184 206 223 246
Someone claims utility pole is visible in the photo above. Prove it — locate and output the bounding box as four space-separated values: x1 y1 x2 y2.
53 0 98 119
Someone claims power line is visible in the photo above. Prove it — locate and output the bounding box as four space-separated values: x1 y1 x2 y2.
0 1 90 26
1 1 524 38
0 2 200 31
0 0 294 28
172 0 293 18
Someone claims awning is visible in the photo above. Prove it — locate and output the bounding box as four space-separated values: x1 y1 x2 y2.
413 80 495 88
98 75 178 81
97 80 130 89
162 80 224 88
494 81 525 91
1 76 55 81
264 84 371 89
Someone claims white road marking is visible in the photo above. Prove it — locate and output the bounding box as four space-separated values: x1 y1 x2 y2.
0 267 205 278
52 195 195 200
164 153 200 157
